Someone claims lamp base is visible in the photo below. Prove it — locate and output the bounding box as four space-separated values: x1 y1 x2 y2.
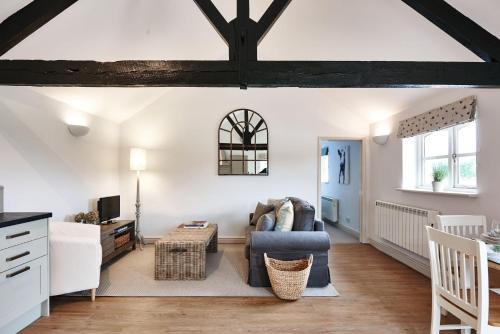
136 230 145 250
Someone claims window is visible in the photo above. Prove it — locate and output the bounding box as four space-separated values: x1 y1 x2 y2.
321 155 329 183
416 121 477 190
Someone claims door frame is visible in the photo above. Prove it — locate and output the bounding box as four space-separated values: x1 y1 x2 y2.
316 136 369 243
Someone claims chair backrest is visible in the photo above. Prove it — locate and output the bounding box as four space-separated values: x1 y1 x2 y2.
436 215 488 237
426 226 489 331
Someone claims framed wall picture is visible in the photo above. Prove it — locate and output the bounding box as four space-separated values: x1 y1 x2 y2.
337 145 350 184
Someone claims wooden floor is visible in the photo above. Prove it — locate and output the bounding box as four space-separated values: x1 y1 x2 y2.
22 244 493 334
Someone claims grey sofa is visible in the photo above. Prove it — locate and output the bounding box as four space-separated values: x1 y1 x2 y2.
245 197 331 287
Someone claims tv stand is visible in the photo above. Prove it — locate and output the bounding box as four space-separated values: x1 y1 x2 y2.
101 220 118 225
100 220 136 265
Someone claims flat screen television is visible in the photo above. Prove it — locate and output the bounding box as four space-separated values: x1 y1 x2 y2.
98 195 120 223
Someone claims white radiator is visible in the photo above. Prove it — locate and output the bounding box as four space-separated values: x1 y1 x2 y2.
375 200 439 259
321 196 338 223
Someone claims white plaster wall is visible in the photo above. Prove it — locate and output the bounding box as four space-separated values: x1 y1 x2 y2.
0 87 120 221
368 89 500 241
119 88 370 238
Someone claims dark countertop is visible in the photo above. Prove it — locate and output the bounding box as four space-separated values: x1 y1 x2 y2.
0 212 52 228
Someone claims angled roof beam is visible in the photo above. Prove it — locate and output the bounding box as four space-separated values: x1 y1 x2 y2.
0 60 499 88
256 0 292 45
0 0 79 56
401 0 500 62
193 0 235 56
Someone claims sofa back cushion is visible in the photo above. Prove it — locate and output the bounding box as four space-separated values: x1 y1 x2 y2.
274 200 294 232
250 202 274 226
256 212 276 231
288 197 316 231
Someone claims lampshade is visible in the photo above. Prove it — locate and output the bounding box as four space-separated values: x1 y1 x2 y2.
372 134 390 145
130 148 147 171
67 124 90 137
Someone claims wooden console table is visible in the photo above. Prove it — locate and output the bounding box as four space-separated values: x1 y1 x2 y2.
100 220 136 266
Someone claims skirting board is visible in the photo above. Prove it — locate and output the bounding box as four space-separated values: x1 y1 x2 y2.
335 223 360 240
369 238 430 278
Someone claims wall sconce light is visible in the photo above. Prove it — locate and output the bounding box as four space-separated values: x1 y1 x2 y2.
372 134 390 145
67 124 90 137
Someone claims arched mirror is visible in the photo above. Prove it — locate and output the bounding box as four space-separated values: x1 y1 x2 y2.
218 109 268 175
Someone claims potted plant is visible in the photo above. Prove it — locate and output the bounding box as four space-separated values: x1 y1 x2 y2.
74 212 85 223
432 164 448 192
84 211 99 225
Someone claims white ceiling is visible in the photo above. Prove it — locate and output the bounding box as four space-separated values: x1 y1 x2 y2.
0 0 498 124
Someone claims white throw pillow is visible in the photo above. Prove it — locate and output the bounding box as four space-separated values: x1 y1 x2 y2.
274 200 294 232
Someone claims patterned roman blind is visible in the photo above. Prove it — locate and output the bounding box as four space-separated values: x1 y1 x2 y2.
397 96 477 139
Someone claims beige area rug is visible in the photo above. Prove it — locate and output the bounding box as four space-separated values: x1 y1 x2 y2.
73 244 339 297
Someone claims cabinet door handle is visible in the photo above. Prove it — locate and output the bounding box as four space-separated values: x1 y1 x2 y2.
6 266 30 278
6 231 30 239
6 251 30 262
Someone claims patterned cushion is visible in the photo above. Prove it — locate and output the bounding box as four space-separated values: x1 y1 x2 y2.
250 202 274 226
256 212 276 232
274 200 294 232
267 198 288 208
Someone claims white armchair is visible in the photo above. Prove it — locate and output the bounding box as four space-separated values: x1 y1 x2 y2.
49 222 102 301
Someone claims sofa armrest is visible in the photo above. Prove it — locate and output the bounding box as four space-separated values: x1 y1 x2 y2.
50 236 102 267
250 231 330 253
49 235 102 296
314 220 325 231
50 221 101 240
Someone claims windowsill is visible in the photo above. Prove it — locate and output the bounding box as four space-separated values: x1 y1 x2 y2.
396 187 479 198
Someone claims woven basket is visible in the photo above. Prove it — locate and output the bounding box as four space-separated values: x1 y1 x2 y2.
264 253 313 301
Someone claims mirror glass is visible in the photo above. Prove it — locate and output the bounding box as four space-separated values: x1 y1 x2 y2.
219 109 268 175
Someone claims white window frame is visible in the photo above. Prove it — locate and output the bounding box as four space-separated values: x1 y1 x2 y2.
321 155 329 183
416 121 477 191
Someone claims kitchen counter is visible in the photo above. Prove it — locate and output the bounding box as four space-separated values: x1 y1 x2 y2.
0 212 52 228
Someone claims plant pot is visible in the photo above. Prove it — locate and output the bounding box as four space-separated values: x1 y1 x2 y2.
432 181 444 192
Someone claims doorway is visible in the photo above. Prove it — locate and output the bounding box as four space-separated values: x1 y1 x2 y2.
318 138 364 244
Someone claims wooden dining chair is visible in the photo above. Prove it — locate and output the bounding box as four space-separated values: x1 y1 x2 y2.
436 215 488 237
427 226 500 333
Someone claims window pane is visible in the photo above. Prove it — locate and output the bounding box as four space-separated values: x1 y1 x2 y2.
457 122 476 154
424 159 449 185
321 155 329 183
424 130 448 157
458 156 477 187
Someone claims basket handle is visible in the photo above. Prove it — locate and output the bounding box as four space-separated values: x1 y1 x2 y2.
264 253 269 265
307 254 314 266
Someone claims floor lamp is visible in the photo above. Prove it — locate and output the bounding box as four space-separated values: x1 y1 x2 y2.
130 148 146 250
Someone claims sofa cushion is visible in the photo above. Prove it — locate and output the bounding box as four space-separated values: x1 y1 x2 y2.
289 197 316 231
267 198 288 209
256 212 276 231
250 202 274 226
274 200 294 232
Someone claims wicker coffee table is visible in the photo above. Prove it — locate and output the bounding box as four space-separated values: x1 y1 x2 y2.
155 224 218 280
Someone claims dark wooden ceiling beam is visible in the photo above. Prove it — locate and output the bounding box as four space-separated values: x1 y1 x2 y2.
0 60 239 87
0 0 79 56
401 0 500 62
248 61 500 88
0 59 499 88
256 0 292 45
193 0 235 55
